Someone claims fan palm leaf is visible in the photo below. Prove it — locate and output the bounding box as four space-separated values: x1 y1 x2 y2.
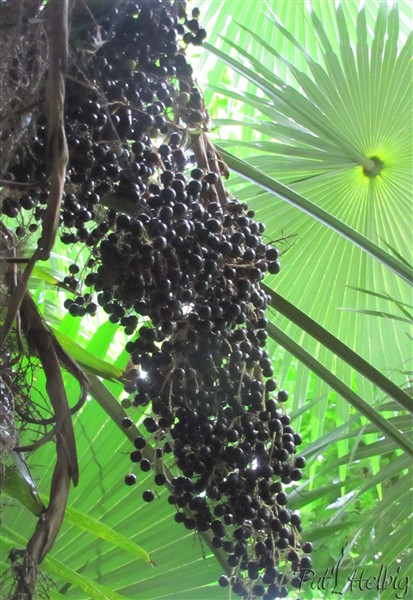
197 0 412 431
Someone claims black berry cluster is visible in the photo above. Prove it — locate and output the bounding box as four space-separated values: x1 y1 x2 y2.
116 191 312 598
1 1 311 597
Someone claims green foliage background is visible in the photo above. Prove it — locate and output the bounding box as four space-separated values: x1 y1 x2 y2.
1 1 412 598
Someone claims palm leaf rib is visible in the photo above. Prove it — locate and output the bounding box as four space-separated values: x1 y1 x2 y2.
266 321 412 456
265 287 412 413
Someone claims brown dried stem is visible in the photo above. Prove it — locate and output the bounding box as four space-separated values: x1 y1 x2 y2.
37 0 69 260
191 132 229 206
11 292 81 599
0 0 69 347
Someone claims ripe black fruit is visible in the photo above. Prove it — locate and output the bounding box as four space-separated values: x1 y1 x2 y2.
124 473 137 486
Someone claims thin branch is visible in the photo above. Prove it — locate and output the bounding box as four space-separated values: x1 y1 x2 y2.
37 0 69 260
0 177 48 188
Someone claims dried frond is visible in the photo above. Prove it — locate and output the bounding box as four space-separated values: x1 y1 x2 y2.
0 1 48 177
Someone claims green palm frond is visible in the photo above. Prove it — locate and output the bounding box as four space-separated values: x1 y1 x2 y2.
200 0 412 419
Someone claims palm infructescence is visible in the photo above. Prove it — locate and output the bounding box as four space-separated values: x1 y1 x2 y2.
1 1 411 599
